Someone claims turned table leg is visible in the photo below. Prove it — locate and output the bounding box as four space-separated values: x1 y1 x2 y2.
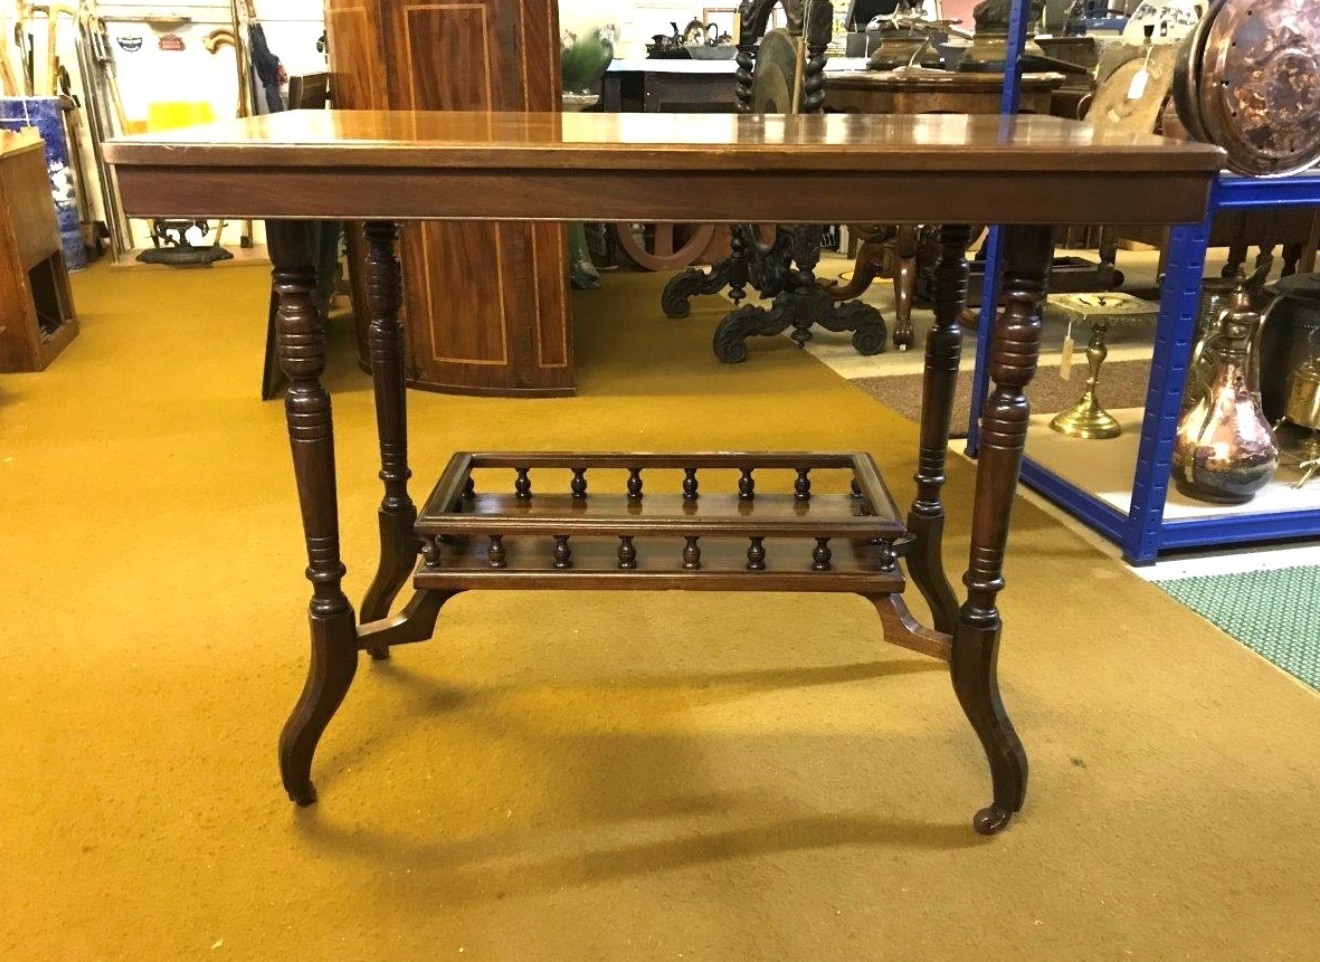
270 220 358 807
953 224 1051 835
359 221 417 659
907 224 971 636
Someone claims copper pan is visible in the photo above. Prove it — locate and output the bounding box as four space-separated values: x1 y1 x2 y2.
1198 0 1320 176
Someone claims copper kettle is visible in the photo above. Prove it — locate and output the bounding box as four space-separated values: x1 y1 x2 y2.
1172 265 1280 504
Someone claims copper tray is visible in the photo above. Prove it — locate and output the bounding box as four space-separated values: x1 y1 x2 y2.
1199 0 1320 176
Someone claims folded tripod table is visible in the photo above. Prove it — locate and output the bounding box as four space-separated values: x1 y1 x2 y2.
105 111 1222 834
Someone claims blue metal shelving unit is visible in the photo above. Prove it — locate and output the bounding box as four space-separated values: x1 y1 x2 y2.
968 167 1320 565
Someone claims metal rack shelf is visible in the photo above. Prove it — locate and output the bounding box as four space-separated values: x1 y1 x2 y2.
968 169 1320 565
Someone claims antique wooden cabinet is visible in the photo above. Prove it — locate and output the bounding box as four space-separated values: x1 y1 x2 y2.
323 0 573 396
0 131 78 373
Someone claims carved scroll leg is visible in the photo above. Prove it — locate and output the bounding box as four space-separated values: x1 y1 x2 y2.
359 222 416 661
892 225 920 352
268 220 358 807
713 294 795 364
906 224 971 636
661 259 732 319
953 224 1051 835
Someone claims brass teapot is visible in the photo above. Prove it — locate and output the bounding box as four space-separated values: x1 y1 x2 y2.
1172 266 1280 504
1284 355 1320 432
1279 338 1320 488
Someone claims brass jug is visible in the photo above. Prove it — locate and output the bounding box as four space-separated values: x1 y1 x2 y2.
1172 268 1280 504
1285 357 1320 432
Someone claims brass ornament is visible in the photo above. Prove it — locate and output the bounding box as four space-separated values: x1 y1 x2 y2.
1050 321 1123 440
751 28 800 114
1088 45 1181 134
1277 333 1320 488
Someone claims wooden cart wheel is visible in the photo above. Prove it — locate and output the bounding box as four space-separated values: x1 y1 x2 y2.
614 222 719 271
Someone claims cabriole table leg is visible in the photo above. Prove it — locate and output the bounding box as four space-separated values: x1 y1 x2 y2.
906 223 971 635
954 224 1051 835
360 221 417 659
270 220 358 807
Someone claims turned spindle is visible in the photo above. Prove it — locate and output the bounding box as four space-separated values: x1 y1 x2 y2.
878 541 898 573
571 468 588 499
627 468 644 499
747 537 767 571
850 478 862 498
682 537 702 570
617 536 638 570
812 538 833 572
515 467 532 500
463 478 476 499
487 535 507 569
738 468 755 500
553 535 573 569
795 468 812 501
683 468 699 500
422 538 443 568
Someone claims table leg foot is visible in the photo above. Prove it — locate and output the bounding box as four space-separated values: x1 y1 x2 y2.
279 609 358 806
952 621 1027 834
973 805 1014 836
662 260 731 319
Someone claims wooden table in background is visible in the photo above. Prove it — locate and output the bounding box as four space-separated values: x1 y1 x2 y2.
600 59 739 114
824 69 1065 116
105 111 1221 835
823 70 1067 350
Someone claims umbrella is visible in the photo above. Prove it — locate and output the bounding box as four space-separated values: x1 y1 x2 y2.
241 0 283 113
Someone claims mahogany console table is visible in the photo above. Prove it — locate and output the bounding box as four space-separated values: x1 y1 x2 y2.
105 112 1221 834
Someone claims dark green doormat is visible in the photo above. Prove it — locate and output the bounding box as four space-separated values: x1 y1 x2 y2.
1155 566 1320 692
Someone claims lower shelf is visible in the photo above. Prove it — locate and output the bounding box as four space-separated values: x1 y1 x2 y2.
415 534 907 593
412 450 911 594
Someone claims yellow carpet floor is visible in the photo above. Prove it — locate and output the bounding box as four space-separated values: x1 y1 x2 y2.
3 264 1319 961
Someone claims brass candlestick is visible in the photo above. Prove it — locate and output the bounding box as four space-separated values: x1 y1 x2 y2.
1051 320 1122 440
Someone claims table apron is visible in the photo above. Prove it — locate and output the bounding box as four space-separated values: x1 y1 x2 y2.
115 166 1214 227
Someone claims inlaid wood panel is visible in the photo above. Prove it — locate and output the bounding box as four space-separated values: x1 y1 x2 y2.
323 0 573 396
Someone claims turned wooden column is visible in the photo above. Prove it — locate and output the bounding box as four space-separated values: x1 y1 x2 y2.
952 224 1053 836
324 0 573 396
360 221 416 658
269 220 359 806
907 224 972 635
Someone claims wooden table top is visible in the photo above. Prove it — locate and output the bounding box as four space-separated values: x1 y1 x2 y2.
104 110 1224 226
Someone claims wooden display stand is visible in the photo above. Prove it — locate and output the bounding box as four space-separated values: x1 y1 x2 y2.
0 131 78 373
323 0 574 397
